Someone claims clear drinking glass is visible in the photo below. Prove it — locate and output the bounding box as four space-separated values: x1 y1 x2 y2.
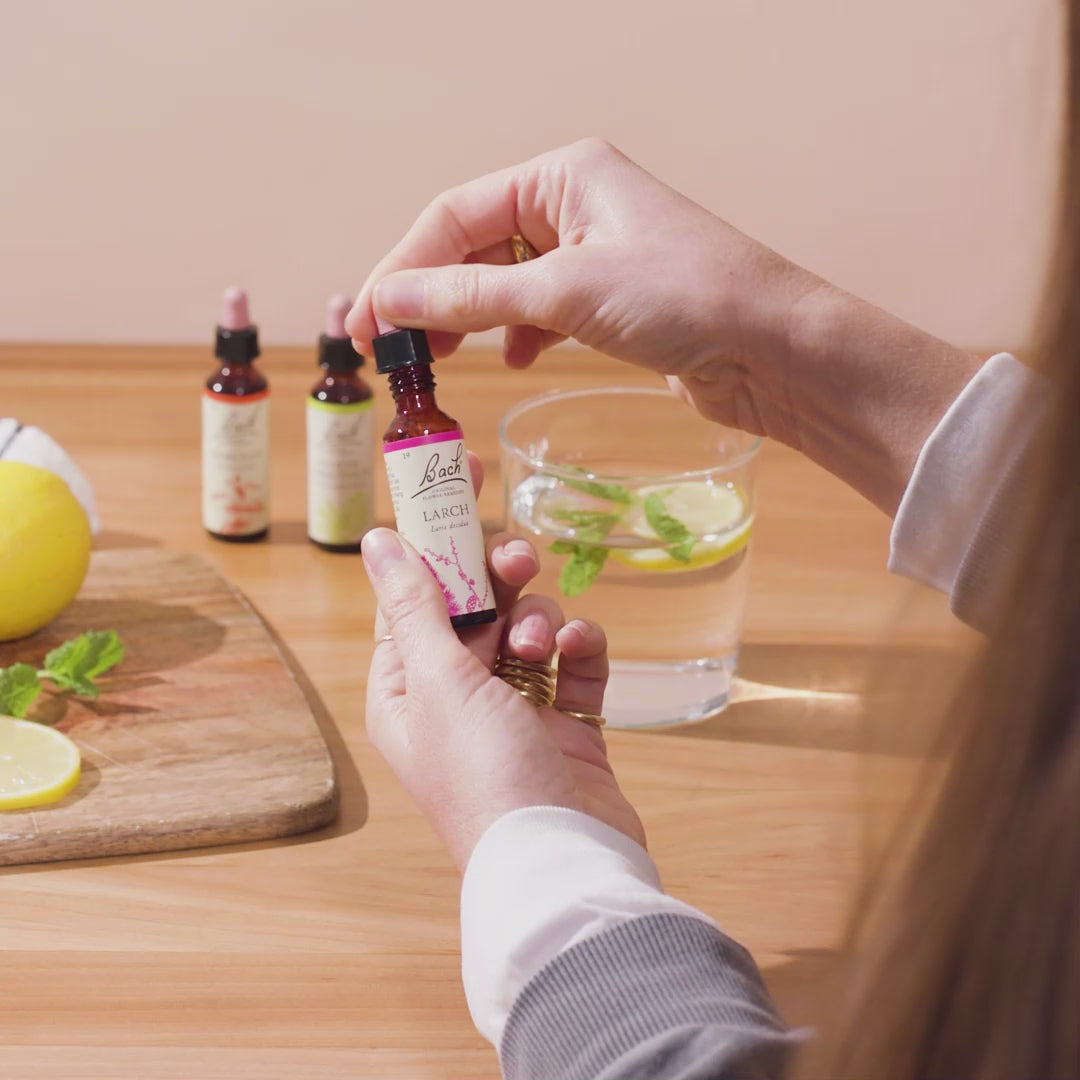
500 387 761 729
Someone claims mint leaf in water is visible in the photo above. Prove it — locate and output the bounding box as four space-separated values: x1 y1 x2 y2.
669 538 696 564
41 631 125 699
549 540 577 555
0 664 42 719
556 544 610 597
548 509 622 544
560 467 634 505
548 504 621 596
644 493 695 564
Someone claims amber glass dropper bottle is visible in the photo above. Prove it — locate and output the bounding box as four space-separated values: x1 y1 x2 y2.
306 295 375 553
374 326 496 628
201 287 270 542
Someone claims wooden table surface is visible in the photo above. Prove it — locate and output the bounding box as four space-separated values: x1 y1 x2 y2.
0 345 961 1079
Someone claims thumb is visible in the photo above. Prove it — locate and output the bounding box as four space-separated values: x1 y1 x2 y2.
372 257 575 336
361 528 469 684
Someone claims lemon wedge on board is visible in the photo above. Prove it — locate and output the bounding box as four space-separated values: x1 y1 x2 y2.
0 716 81 810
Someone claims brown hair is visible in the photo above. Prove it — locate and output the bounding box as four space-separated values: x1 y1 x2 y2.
804 7 1080 1077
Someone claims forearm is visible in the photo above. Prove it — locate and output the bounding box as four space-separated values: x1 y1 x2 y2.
764 282 983 516
462 807 798 1079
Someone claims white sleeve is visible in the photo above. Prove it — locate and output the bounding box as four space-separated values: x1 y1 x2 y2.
888 352 1048 625
460 806 715 1045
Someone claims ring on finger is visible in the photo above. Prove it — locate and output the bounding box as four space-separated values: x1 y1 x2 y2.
511 234 539 263
560 709 606 728
495 655 555 708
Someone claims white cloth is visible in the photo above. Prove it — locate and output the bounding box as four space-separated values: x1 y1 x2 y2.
461 351 1044 1046
0 419 100 532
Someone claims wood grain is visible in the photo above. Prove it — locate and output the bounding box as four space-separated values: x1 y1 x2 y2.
0 345 965 1079
0 549 337 866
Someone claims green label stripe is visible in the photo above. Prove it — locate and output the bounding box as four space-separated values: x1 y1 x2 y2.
307 398 375 414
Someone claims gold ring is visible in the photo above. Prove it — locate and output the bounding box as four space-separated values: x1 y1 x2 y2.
561 710 606 728
495 654 555 708
511 234 539 263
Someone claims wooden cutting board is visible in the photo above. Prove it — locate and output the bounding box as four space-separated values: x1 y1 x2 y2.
0 549 338 866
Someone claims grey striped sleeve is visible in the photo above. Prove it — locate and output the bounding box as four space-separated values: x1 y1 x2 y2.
500 913 799 1080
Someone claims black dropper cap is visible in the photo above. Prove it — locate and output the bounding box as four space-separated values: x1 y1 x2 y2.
319 334 363 372
214 325 260 365
373 327 434 374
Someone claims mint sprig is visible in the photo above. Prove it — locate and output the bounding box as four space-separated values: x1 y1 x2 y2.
547 499 623 597
43 631 125 698
644 493 695 564
0 664 43 719
559 467 634 505
544 476 699 595
0 631 125 719
548 509 622 544
551 542 610 596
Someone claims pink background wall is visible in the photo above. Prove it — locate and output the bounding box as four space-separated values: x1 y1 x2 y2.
0 0 1061 349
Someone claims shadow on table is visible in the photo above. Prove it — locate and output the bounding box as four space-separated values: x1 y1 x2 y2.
654 641 968 758
762 947 841 1029
265 617 369 843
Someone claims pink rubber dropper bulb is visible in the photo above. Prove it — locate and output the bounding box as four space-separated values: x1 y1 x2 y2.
325 295 352 339
221 286 251 331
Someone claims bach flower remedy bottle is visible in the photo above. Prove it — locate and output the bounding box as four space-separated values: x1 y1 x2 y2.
201 287 270 542
306 295 375 552
374 327 496 627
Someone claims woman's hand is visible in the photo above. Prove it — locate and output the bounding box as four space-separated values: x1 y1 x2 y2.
346 137 817 433
347 138 980 515
361 460 644 869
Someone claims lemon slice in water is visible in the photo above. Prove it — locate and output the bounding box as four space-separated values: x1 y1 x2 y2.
0 716 81 810
611 481 752 573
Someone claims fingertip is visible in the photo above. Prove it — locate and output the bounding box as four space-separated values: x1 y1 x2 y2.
504 354 537 371
343 295 369 340
428 330 466 358
556 618 606 656
503 325 543 369
508 609 557 658
361 527 406 579
491 536 540 587
504 594 564 662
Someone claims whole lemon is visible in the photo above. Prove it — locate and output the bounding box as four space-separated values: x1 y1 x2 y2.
0 462 92 641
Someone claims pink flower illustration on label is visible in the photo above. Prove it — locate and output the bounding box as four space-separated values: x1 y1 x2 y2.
422 535 490 615
382 431 495 622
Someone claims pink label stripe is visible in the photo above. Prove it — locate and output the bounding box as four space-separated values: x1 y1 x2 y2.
383 429 462 453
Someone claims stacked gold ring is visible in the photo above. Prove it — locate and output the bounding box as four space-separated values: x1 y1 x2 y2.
560 710 606 728
511 234 539 263
494 656 556 708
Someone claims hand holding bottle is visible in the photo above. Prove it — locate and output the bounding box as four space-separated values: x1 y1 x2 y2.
362 462 644 870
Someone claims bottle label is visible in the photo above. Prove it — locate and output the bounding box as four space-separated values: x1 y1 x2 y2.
201 391 270 535
306 398 375 546
383 430 493 618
